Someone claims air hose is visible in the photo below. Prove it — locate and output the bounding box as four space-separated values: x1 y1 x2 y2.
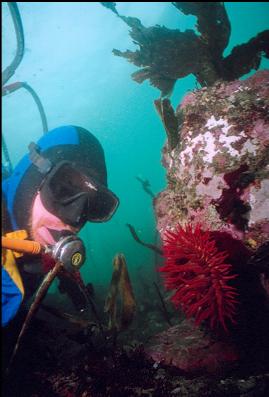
2 234 86 271
2 3 24 86
2 236 43 255
2 82 48 133
2 2 49 177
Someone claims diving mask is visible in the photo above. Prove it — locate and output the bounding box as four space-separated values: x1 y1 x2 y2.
29 143 119 227
40 161 119 227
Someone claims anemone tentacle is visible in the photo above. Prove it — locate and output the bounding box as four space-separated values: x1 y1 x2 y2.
160 223 238 332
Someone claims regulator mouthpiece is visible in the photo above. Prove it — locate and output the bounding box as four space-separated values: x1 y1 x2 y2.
51 234 86 271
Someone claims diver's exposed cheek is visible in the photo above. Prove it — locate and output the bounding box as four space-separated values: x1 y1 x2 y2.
32 225 55 246
30 192 78 245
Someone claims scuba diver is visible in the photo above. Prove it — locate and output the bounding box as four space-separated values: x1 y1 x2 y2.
2 125 119 327
2 4 120 376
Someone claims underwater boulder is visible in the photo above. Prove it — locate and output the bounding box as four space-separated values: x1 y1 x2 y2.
146 319 239 375
154 72 269 371
155 70 269 250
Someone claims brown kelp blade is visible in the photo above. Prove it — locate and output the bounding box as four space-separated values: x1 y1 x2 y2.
104 253 136 331
119 254 136 329
126 224 163 255
104 254 121 330
7 261 63 373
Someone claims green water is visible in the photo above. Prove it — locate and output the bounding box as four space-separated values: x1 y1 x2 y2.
2 2 269 293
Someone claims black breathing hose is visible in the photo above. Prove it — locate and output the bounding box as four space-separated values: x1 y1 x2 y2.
2 2 24 86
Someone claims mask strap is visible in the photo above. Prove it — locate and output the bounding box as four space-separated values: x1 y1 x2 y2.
28 142 53 174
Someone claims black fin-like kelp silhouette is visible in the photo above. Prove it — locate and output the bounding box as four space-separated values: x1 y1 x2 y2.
101 2 269 96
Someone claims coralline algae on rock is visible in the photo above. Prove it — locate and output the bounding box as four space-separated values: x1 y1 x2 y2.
146 319 239 375
155 71 269 249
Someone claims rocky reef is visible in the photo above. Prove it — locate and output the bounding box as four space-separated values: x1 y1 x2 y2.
151 70 269 374
155 70 269 249
101 1 269 377
3 311 269 397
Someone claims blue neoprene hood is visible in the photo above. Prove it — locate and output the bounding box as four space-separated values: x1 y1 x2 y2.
2 126 79 230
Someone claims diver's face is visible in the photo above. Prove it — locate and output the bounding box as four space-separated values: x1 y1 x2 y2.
30 192 78 246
